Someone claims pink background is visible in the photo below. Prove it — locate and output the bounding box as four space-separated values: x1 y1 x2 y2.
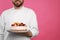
0 0 60 40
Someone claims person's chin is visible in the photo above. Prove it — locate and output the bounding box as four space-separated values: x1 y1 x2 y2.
14 4 20 7
16 5 21 7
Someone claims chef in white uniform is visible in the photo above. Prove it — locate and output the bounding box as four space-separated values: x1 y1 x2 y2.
0 0 39 40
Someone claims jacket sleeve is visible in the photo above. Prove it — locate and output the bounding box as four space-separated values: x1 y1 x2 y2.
0 13 5 40
29 10 39 37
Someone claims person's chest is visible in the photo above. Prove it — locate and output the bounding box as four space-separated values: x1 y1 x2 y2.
4 10 32 28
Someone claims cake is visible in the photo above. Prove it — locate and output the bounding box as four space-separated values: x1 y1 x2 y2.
11 22 27 31
11 26 27 31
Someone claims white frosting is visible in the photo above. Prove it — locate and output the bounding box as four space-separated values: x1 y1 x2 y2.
11 26 27 30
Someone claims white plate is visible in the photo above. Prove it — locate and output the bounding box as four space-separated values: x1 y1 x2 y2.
8 30 29 33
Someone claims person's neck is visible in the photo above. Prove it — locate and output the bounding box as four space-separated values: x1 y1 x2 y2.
14 5 23 9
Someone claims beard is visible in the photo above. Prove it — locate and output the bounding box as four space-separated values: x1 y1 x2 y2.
12 0 24 7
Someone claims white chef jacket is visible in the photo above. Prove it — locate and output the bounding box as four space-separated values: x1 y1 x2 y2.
0 6 39 40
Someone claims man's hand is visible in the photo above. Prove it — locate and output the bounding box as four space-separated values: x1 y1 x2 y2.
24 31 32 37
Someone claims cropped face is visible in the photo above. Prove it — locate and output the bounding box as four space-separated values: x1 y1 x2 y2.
12 0 24 7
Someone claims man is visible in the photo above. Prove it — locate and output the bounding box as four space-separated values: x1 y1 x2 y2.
0 0 39 40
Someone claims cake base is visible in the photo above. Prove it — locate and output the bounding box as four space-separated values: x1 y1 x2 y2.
11 26 27 30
